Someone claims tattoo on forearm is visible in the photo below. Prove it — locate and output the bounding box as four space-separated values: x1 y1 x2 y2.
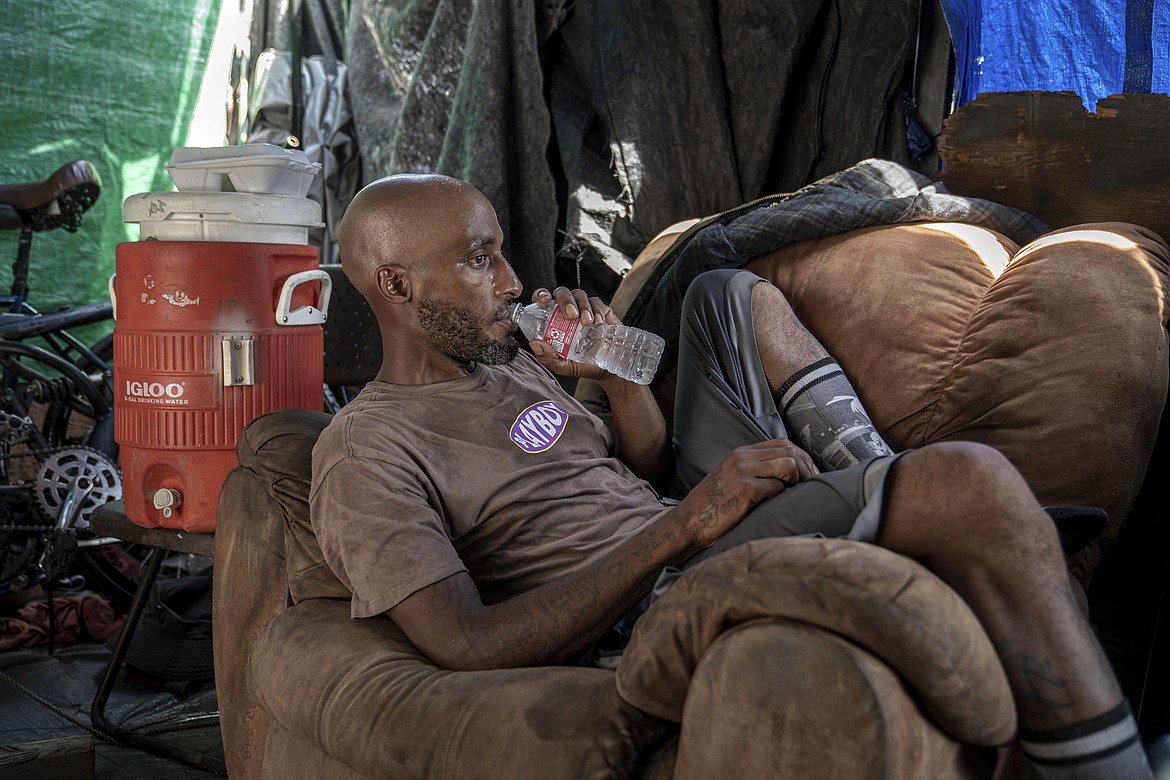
695 473 740 539
995 642 1077 720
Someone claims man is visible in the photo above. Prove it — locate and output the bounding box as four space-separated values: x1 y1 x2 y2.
310 173 1152 780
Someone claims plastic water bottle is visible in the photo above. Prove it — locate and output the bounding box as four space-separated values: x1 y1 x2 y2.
510 301 665 385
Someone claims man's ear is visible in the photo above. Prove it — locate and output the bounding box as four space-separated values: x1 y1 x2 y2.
376 265 411 303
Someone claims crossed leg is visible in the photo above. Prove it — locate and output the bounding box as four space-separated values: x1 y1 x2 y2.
743 276 1149 777
877 442 1121 728
748 277 1120 725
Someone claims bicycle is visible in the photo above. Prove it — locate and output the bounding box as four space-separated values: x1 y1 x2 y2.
0 161 146 615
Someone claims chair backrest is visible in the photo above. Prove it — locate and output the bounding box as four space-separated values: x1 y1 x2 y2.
322 263 382 387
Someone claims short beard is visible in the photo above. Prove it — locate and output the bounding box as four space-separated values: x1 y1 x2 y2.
417 298 519 365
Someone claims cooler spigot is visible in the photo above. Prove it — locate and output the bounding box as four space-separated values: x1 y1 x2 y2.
152 488 182 519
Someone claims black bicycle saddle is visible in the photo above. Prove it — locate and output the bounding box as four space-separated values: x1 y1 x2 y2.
0 160 102 233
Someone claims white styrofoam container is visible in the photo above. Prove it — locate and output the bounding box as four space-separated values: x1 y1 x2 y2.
166 144 322 197
123 191 324 244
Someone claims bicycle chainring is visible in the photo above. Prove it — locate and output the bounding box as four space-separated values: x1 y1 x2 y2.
33 448 122 530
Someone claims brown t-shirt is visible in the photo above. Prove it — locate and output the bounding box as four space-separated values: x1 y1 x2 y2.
309 351 667 618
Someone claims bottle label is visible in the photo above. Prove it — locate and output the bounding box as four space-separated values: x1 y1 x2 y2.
542 306 580 359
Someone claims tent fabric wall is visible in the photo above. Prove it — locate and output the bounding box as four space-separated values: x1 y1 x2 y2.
347 0 922 294
940 0 1170 109
246 51 361 266
0 0 220 343
347 0 562 291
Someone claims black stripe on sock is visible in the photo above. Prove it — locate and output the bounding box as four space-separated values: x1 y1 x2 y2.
778 371 846 416
1024 732 1140 767
1018 700 1132 744
775 356 838 399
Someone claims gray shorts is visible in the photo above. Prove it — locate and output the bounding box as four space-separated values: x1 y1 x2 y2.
598 270 902 659
669 268 902 566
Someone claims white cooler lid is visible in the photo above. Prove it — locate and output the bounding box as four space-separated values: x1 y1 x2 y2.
123 191 324 244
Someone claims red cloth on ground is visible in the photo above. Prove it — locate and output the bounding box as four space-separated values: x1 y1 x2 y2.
0 592 124 650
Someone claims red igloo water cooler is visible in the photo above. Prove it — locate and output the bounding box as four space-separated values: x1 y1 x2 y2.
113 172 330 532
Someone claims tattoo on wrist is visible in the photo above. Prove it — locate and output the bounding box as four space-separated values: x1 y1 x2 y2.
995 641 1076 721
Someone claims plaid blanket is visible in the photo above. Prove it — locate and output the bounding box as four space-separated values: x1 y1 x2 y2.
623 158 1051 376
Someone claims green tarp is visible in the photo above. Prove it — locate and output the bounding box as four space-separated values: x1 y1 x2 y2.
0 0 220 345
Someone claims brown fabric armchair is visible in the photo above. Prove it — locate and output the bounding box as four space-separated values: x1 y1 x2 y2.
212 220 1168 779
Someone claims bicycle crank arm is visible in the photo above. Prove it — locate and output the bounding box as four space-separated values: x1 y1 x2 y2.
36 476 94 580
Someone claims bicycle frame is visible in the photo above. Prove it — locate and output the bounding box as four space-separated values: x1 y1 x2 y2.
0 167 117 548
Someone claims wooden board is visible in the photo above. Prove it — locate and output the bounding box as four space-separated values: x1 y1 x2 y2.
89 500 215 558
0 735 95 779
938 91 1170 242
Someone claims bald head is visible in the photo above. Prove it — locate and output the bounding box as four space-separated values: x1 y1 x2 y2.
338 173 491 301
336 173 523 383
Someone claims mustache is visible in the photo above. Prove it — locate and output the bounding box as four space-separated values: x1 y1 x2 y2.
492 300 517 322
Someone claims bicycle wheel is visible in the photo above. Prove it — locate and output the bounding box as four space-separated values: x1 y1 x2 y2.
38 331 116 455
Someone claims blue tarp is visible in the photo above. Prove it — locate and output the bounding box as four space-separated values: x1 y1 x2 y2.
940 0 1170 110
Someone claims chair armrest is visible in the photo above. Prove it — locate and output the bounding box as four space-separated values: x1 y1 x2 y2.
250 599 669 779
615 537 1016 747
213 467 293 779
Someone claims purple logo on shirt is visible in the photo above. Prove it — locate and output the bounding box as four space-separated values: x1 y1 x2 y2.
510 400 568 453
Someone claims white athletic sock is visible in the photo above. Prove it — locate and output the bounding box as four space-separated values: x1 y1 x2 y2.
1019 701 1154 780
775 357 893 471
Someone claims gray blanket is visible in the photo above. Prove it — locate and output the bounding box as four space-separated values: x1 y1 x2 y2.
623 158 1052 375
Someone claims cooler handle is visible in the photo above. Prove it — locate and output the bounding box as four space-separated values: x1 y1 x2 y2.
108 274 117 321
275 269 332 326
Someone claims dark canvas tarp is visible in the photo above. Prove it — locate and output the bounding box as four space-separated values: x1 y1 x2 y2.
346 0 926 292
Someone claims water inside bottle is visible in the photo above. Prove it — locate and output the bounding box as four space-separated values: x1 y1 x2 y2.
592 327 663 385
